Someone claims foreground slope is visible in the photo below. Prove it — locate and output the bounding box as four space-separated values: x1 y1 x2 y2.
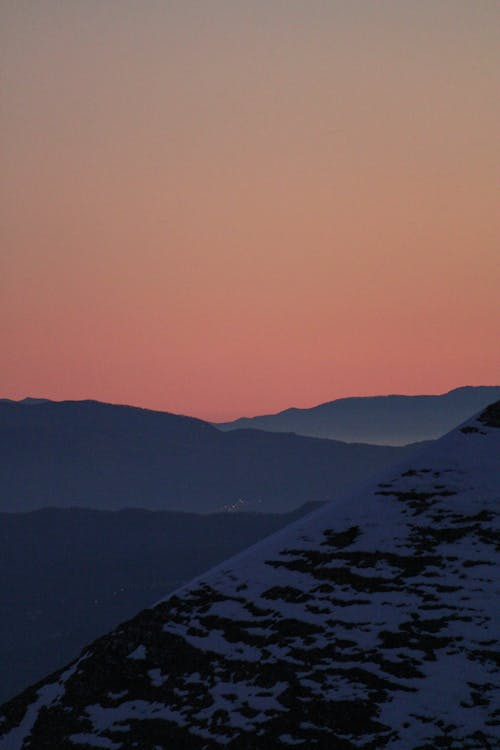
1 403 499 749
0 503 322 705
216 385 500 445
0 399 423 513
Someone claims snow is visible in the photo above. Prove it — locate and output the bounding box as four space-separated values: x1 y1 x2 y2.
127 644 146 660
1 406 499 748
69 734 119 749
0 663 78 750
147 669 164 688
84 701 179 731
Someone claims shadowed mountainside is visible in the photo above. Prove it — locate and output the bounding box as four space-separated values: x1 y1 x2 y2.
0 502 323 704
0 399 427 514
1 403 498 748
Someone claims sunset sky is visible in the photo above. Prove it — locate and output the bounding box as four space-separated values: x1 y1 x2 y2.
2 1 499 421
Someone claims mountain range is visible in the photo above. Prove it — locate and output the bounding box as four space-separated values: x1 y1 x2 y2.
215 385 500 445
1 401 498 748
0 399 428 514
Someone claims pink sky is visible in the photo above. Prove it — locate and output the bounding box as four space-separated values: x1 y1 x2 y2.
1 1 499 420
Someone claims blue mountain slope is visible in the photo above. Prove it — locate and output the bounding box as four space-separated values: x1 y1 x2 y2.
0 399 425 513
215 385 500 445
0 502 323 705
1 402 498 749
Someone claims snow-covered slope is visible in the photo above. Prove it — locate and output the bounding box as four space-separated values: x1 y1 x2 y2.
1 403 499 749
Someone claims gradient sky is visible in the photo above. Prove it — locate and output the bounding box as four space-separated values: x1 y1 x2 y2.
2 1 499 420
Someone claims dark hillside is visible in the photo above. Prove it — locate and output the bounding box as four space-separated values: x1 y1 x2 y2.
0 400 424 513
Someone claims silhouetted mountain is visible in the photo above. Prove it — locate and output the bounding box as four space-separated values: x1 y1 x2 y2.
1 403 498 749
0 399 426 513
215 385 500 444
0 502 322 705
0 398 49 406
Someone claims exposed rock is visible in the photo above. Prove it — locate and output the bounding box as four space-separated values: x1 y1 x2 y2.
1 404 499 749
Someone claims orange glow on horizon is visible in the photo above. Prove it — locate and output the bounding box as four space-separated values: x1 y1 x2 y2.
1 1 499 421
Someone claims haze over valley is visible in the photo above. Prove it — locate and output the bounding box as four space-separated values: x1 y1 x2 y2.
216 386 500 445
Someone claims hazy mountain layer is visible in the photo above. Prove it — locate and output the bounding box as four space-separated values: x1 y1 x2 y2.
0 399 425 513
0 503 322 705
1 403 498 749
215 385 500 445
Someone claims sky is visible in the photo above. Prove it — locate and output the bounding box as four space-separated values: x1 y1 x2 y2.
1 0 499 421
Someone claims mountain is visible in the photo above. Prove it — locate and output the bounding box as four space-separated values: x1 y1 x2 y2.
0 399 425 513
0 503 323 705
1 401 498 749
215 385 500 445
0 399 49 406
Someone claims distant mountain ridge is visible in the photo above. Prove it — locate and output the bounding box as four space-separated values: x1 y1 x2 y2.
215 385 500 445
0 399 424 514
1 403 498 748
